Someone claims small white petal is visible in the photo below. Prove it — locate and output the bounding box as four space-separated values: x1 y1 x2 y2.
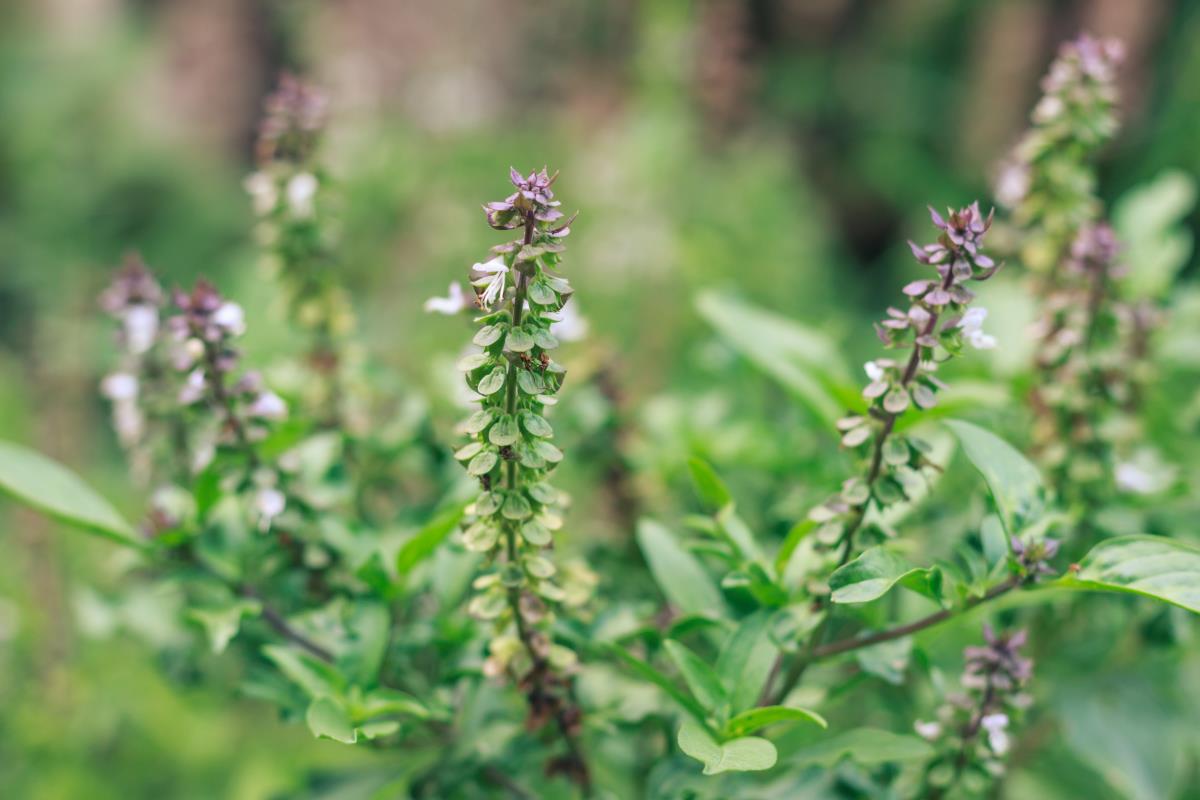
1115 462 1155 494
255 487 286 531
548 302 589 342
248 391 288 421
286 172 318 218
213 302 246 336
914 720 942 741
101 373 139 401
864 361 885 382
424 281 468 315
178 369 207 404
123 305 159 354
244 171 278 215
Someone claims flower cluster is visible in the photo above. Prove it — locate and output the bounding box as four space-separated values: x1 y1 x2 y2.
814 204 999 557
917 626 1034 798
99 254 170 480
1030 222 1157 501
454 167 592 788
997 33 1123 276
100 263 291 533
244 74 354 420
169 279 287 447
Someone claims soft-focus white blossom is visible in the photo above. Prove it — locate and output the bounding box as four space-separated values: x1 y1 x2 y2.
548 301 589 342
179 369 207 405
248 390 288 421
864 361 885 382
101 372 139 402
914 720 942 741
424 281 468 315
244 171 278 215
123 305 159 355
981 713 1010 755
213 302 246 336
958 307 997 350
255 487 286 532
286 172 318 218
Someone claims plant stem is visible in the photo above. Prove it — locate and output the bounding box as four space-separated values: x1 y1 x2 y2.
200 339 258 469
810 576 1020 662
499 210 592 795
765 270 960 705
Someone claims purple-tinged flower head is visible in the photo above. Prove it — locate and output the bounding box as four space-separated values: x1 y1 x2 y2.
484 167 573 233
1066 222 1122 278
1011 536 1060 579
963 626 1033 693
1042 34 1124 98
870 202 999 353
100 253 165 357
100 252 163 313
255 72 329 166
170 279 247 346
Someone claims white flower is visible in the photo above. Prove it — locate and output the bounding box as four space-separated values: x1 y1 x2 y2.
178 369 207 404
248 390 288 421
1033 95 1065 123
212 302 246 336
981 713 1010 755
995 161 1031 209
112 401 144 445
958 306 997 350
101 372 139 401
243 171 278 215
255 487 286 531
424 281 468 315
548 301 589 342
286 172 319 218
123 305 159 355
470 257 509 310
864 361 885 382
914 720 942 741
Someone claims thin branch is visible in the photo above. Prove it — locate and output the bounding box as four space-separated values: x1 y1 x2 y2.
807 576 1021 663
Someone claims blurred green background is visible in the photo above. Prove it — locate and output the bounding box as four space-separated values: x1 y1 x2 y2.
2 0 1199 797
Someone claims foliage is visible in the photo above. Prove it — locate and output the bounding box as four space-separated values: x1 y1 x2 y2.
1 17 1199 800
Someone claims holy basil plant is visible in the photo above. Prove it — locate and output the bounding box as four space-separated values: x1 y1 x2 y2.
1 42 1199 800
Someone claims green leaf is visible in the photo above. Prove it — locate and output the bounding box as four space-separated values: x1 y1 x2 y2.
357 687 432 721
945 419 1045 535
828 547 938 605
604 644 710 726
722 705 827 738
715 611 777 712
789 728 934 767
716 507 763 562
1056 535 1200 613
696 292 852 427
1114 170 1197 299
855 637 913 685
396 503 467 576
637 519 728 618
980 514 1009 569
306 696 358 744
519 410 552 438
487 414 520 446
476 366 507 396
262 645 342 698
189 599 261 654
677 720 777 776
504 328 535 353
0 439 139 546
687 457 733 511
664 640 728 713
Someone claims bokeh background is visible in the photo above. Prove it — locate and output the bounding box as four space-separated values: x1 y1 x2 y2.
1 1 1199 797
